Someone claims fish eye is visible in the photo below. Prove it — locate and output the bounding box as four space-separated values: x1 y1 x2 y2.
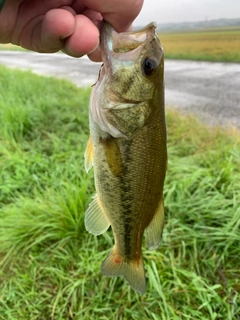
142 58 157 76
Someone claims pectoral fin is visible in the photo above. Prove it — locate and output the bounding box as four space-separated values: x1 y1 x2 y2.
84 137 93 173
85 195 110 235
145 199 165 251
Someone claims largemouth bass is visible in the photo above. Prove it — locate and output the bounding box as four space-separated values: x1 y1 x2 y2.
84 21 167 294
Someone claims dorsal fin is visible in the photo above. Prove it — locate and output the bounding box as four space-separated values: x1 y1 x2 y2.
145 198 164 250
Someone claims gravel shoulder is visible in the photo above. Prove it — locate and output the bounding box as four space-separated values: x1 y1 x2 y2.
0 51 239 128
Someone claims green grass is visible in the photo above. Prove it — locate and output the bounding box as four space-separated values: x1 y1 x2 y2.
0 65 239 319
0 44 27 51
160 26 240 62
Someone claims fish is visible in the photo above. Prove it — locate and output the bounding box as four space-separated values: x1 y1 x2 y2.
84 21 167 295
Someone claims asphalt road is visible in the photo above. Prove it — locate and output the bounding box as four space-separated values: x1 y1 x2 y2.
0 51 239 128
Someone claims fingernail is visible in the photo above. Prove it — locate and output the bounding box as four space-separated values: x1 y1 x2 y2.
87 38 100 55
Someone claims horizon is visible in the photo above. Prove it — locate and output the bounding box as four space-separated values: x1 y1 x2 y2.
134 0 240 26
134 16 240 27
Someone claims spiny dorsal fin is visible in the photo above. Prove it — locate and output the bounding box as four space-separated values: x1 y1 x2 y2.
145 198 164 251
85 195 110 235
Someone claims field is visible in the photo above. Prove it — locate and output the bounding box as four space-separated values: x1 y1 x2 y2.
159 27 240 62
1 26 240 63
0 43 26 51
0 66 240 319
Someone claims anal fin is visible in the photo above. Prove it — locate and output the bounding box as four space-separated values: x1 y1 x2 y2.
85 195 110 235
145 198 165 251
101 247 146 295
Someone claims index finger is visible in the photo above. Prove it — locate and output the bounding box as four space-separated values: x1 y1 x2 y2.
82 0 144 32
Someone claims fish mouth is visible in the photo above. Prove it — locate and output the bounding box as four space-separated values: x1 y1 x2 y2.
101 21 158 62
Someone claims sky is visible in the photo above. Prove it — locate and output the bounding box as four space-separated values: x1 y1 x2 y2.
134 0 240 25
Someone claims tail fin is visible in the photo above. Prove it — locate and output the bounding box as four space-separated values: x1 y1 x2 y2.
101 247 146 295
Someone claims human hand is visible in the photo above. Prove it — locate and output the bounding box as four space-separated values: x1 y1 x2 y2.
0 0 143 61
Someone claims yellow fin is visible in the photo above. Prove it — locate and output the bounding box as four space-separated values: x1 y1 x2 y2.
84 137 93 173
85 195 110 235
100 137 123 177
101 247 146 295
145 199 165 251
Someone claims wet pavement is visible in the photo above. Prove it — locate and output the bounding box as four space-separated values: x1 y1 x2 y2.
0 51 239 128
164 60 240 128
